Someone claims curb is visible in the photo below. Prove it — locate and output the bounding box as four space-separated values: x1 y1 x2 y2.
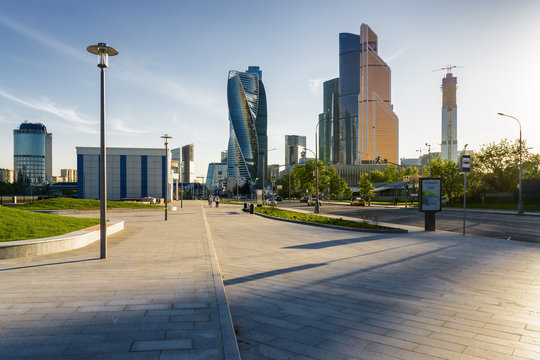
200 204 241 360
253 212 408 233
0 220 124 259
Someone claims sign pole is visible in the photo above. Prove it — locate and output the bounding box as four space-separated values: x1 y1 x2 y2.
460 154 471 236
463 172 467 235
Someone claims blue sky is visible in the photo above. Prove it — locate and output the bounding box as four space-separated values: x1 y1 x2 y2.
1 0 539 179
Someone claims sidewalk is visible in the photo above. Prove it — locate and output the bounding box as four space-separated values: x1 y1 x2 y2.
206 203 540 360
0 200 239 360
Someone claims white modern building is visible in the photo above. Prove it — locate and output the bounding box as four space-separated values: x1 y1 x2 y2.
76 147 172 201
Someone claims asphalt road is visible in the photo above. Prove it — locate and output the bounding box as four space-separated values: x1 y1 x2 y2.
281 201 540 243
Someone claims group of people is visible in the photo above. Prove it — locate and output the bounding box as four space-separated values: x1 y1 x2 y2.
207 194 220 207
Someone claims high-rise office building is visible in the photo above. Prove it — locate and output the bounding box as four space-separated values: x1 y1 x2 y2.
60 169 77 182
181 144 194 183
357 24 399 164
337 24 399 165
319 78 340 164
339 32 361 165
284 135 306 167
247 66 268 186
0 169 14 183
13 122 52 185
220 150 228 163
227 66 267 186
441 72 458 162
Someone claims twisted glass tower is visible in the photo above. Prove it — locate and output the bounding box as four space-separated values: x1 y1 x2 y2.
227 67 267 185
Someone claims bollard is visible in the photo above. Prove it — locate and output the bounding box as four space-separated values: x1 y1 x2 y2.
249 203 254 214
243 202 247 209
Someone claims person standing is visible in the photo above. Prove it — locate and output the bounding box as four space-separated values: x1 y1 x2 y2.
215 195 220 208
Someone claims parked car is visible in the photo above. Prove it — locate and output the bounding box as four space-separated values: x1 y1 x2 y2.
265 198 278 206
275 196 283 202
307 198 322 206
441 196 449 204
350 197 366 206
300 196 309 203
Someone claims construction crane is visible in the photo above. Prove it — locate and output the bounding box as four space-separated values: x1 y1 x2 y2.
433 65 463 74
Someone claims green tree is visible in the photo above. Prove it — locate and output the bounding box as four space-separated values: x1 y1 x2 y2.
358 173 376 200
430 158 462 201
369 170 386 183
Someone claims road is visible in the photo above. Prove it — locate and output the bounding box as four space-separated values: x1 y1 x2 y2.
280 201 540 242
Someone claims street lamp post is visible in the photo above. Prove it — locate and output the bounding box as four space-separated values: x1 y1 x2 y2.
87 42 118 260
498 112 524 215
303 147 319 214
425 143 432 176
161 134 172 221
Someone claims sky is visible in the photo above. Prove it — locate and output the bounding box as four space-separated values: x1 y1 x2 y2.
1 0 539 180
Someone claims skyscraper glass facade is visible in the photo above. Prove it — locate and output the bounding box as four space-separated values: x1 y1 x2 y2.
339 33 361 165
13 122 52 185
319 78 339 164
227 67 267 185
284 135 307 167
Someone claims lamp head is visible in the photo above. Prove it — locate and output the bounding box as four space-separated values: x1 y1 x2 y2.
87 43 119 68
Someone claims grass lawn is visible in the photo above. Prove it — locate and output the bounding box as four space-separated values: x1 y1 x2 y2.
255 206 390 230
0 207 100 242
13 197 161 210
444 202 540 212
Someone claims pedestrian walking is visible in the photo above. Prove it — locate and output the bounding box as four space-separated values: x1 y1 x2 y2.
208 194 212 207
215 195 220 207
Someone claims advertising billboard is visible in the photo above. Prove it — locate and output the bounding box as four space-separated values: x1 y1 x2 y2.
419 178 442 212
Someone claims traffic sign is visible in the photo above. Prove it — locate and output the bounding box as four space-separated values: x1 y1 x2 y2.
461 155 471 173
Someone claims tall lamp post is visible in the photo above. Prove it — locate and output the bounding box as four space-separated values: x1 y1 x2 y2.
498 112 523 215
87 42 118 260
161 134 172 221
425 143 432 176
303 147 319 214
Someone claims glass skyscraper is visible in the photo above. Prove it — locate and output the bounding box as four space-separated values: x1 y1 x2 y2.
285 135 306 167
319 78 340 164
339 32 361 165
331 24 398 165
227 66 267 185
13 122 52 185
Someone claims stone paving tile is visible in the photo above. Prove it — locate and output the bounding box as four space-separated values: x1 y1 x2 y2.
207 203 540 359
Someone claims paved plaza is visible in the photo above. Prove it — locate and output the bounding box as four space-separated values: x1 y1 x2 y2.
0 202 238 360
206 204 540 360
2 201 540 359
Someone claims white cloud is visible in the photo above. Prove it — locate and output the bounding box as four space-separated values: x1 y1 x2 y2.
308 78 324 96
0 88 93 125
109 118 148 134
0 14 88 62
116 66 226 118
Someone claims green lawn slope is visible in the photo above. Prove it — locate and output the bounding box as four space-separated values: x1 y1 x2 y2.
14 197 161 210
0 207 100 242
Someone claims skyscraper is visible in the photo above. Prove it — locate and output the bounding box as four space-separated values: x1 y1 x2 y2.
336 24 399 165
339 32 361 165
319 78 340 164
284 135 306 167
441 72 458 162
13 122 52 185
227 66 267 185
181 144 194 183
247 66 268 185
357 24 399 164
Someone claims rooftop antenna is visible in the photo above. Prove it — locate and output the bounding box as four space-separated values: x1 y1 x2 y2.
433 65 463 74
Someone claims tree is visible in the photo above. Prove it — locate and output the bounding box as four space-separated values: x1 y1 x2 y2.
358 173 376 200
369 170 386 183
430 158 462 201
